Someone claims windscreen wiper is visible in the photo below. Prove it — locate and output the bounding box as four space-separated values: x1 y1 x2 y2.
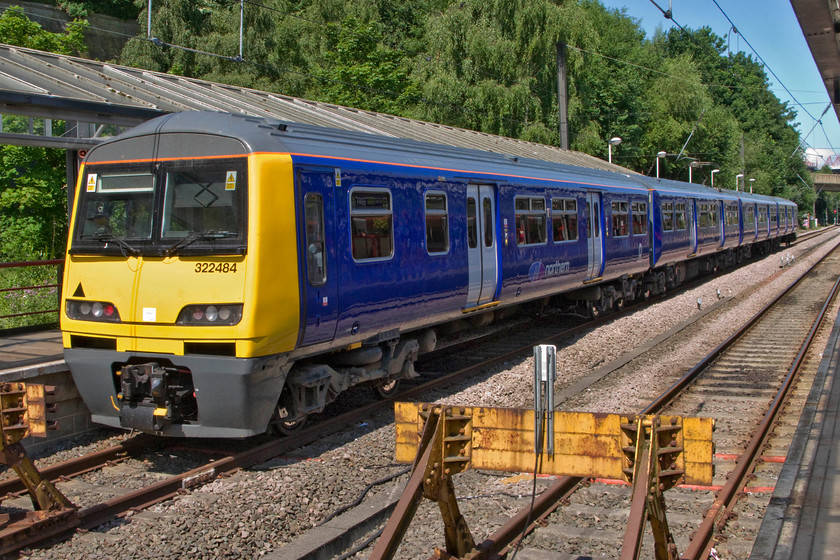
164 230 237 257
81 232 141 256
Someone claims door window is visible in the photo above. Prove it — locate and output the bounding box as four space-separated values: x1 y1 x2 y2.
304 193 326 286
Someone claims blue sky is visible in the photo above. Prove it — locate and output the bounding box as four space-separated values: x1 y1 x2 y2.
597 0 838 159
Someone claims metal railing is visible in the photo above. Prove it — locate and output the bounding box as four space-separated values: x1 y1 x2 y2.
0 259 64 330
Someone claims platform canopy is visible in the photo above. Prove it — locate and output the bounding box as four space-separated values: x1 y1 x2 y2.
0 42 631 175
791 0 840 129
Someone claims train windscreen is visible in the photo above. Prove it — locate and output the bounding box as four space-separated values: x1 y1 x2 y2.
71 158 247 256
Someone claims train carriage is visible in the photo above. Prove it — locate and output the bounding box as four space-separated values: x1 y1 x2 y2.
60 111 797 438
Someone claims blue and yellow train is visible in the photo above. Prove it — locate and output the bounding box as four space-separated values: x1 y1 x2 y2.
60 111 797 437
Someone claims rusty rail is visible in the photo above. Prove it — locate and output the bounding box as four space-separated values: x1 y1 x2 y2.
680 263 840 559
441 240 840 560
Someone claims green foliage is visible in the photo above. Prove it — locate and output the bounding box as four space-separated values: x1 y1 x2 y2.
113 0 816 216
0 140 68 262
0 5 86 54
0 8 76 328
0 265 60 331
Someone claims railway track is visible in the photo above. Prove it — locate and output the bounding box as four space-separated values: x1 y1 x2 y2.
2 230 836 558
424 239 840 560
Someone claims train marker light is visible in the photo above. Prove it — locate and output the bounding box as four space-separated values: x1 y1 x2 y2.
206 306 219 322
66 299 121 322
177 304 242 326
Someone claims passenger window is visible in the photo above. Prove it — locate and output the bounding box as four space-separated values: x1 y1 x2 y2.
724 204 737 227
632 202 647 235
551 198 578 242
304 193 326 286
350 189 393 260
515 196 546 245
611 201 629 237
467 197 478 249
662 202 674 232
425 192 449 254
675 203 687 230
745 206 755 228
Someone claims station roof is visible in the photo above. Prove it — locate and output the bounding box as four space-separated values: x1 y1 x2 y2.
0 42 630 174
790 0 840 126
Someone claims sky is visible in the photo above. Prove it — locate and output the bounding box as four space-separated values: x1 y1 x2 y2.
598 0 838 165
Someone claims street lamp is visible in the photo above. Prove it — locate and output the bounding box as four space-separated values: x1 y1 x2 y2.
656 151 667 178
735 173 744 191
689 160 700 183
608 137 622 164
711 169 720 189
749 178 755 193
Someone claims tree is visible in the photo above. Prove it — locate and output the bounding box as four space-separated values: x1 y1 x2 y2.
0 5 86 54
0 8 84 261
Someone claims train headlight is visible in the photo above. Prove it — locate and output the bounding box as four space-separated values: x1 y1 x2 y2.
65 299 121 322
176 304 242 326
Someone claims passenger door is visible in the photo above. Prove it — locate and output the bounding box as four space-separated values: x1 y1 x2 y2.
465 185 498 308
585 192 603 279
297 169 339 346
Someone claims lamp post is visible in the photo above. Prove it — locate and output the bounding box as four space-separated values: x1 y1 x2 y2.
711 169 719 189
656 151 667 178
608 137 622 164
735 173 744 191
749 178 755 193
689 160 700 183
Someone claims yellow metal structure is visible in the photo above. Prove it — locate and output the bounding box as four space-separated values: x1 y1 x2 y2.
379 402 715 560
0 382 72 512
394 402 714 485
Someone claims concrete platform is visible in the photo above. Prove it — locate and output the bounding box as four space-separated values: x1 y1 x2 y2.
0 328 63 372
0 329 93 452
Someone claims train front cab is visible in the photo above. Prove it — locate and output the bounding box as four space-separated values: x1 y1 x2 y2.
61 120 303 438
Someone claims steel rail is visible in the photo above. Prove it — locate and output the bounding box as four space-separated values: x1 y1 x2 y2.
448 240 840 560
680 262 840 559
0 434 157 497
7 236 835 554
641 239 840 415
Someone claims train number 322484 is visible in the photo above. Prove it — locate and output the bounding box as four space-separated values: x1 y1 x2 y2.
195 262 238 273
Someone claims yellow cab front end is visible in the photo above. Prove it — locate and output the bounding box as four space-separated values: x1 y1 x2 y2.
61 121 300 437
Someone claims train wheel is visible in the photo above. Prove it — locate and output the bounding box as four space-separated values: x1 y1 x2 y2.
269 404 306 436
372 378 400 399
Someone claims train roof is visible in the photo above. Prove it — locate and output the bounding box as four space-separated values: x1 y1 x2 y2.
85 111 652 193
84 112 795 208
